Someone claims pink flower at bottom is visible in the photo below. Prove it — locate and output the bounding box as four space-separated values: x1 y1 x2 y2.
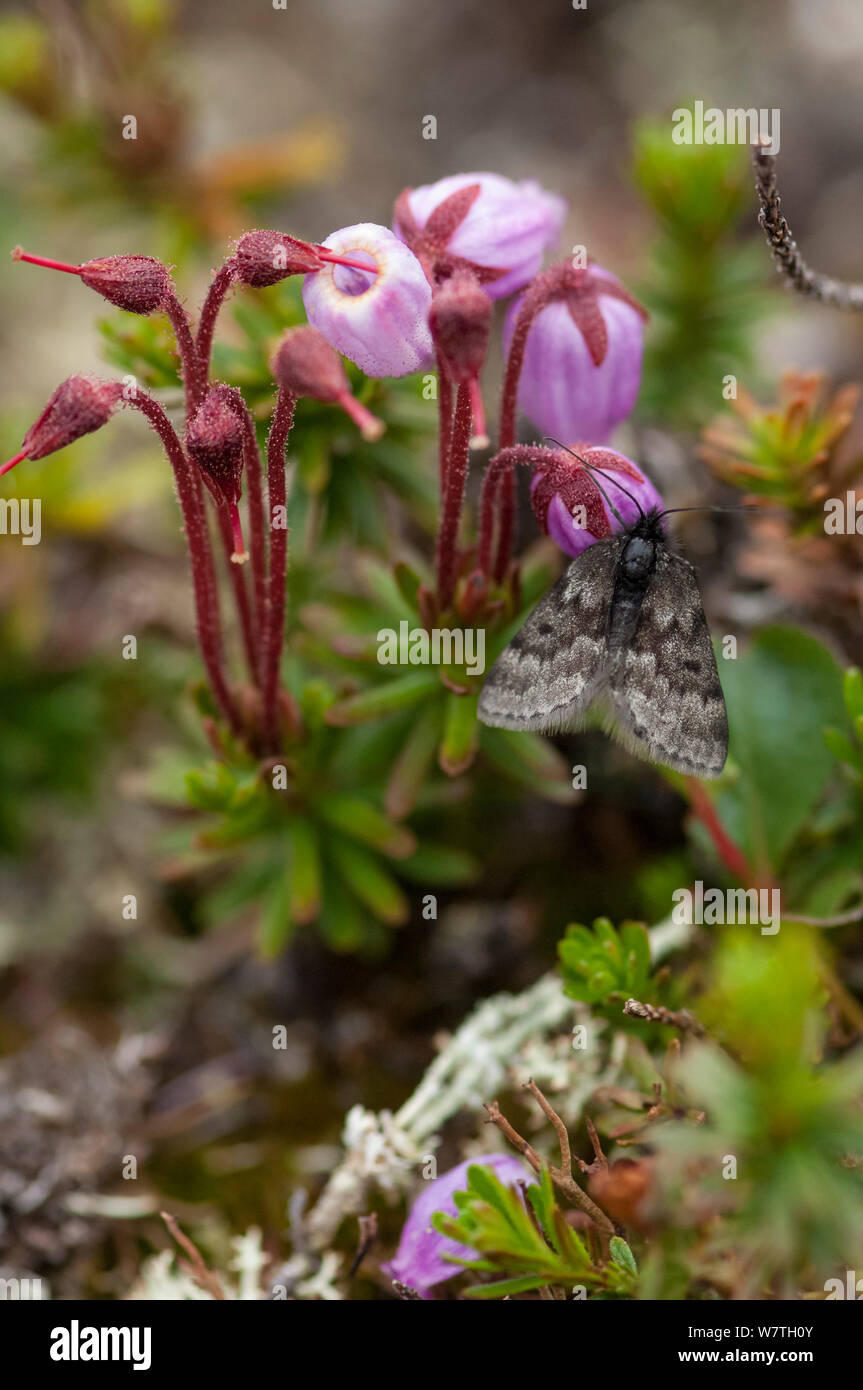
382 1154 529 1299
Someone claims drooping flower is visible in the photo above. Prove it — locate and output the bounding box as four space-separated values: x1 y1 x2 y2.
1 374 123 477
382 1154 528 1299
530 443 664 558
302 224 433 378
12 247 171 314
186 386 247 561
271 326 385 440
504 262 647 444
394 172 566 299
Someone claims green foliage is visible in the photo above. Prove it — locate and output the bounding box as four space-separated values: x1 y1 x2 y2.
432 1164 637 1299
558 917 651 1010
633 107 769 427
716 626 846 881
316 550 572 797
824 666 863 784
652 929 863 1291
152 672 478 956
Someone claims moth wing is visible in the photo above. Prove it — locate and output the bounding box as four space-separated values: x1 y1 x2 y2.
603 548 728 778
478 537 620 732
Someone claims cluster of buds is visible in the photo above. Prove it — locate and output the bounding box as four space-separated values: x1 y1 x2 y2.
4 166 658 755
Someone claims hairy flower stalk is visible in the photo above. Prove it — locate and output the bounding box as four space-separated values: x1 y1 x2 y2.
428 271 492 450
435 383 473 609
124 392 241 736
262 388 296 753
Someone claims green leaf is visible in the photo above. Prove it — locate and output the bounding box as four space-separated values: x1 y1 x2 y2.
324 671 436 726
609 1237 638 1276
439 691 479 775
316 793 416 858
395 841 479 886
327 836 409 926
257 866 294 958
715 628 846 876
286 819 322 925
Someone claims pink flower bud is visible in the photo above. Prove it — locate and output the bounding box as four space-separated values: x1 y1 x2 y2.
186 387 247 561
235 230 324 287
1 374 123 477
271 326 385 440
13 247 171 313
302 224 433 378
428 271 492 447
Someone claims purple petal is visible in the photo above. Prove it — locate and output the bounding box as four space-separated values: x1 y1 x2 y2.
532 452 664 559
382 1153 529 1298
396 173 567 300
505 272 644 442
303 224 433 378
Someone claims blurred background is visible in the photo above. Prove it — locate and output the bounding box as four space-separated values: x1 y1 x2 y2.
0 0 862 1299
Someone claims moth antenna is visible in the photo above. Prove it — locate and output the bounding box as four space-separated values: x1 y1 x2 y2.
542 437 645 525
658 503 763 518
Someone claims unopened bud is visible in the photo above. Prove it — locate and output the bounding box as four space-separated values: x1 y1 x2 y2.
271 326 385 441
1 374 122 476
429 272 492 447
235 231 380 290
13 248 170 314
186 387 247 562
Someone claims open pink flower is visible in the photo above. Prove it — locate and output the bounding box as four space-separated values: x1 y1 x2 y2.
394 172 566 299
302 224 432 378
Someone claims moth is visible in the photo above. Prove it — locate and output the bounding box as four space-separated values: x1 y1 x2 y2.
478 494 729 779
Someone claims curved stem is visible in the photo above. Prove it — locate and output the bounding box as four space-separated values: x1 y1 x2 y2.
262 388 296 753
125 393 241 735
215 498 258 684
491 295 540 580
163 291 204 416
478 444 554 574
196 258 238 384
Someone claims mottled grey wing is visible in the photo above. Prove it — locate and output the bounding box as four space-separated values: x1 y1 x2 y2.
603 549 728 778
478 537 620 732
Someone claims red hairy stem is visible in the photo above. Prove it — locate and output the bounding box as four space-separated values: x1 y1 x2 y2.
478 445 554 574
436 351 454 495
163 292 205 416
262 388 296 752
126 393 241 735
214 498 259 683
435 382 473 610
492 295 540 581
196 259 238 385
238 414 268 667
